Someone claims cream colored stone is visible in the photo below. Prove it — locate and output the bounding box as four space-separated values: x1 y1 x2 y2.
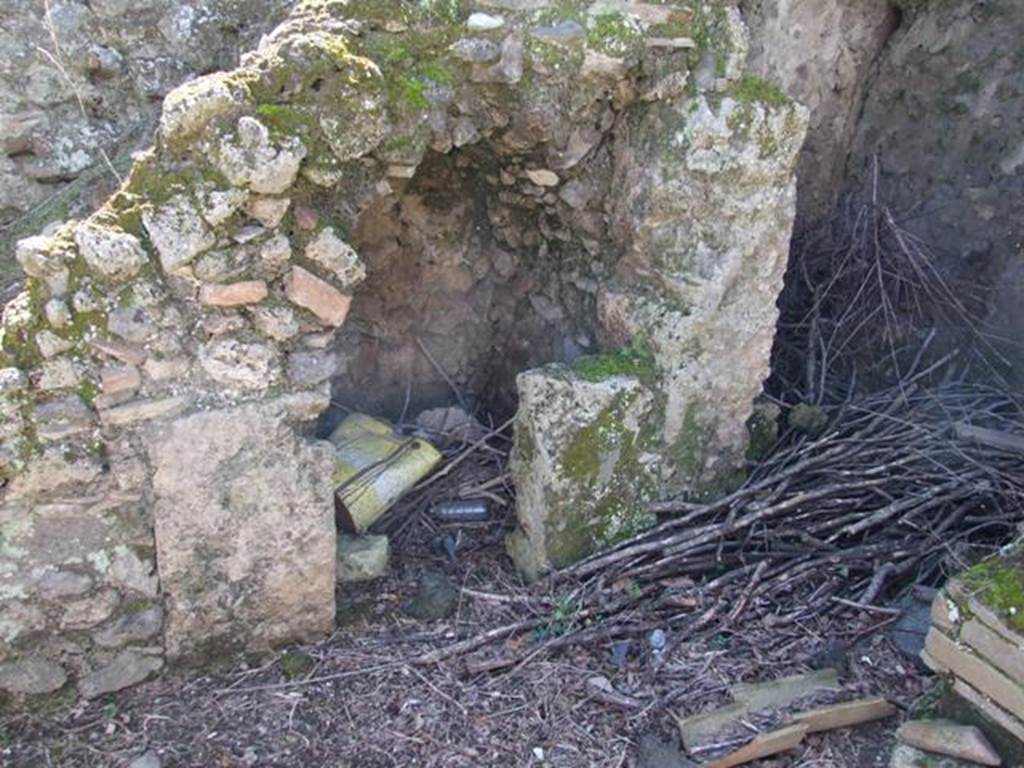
198 338 279 391
74 222 148 281
143 357 191 383
304 228 366 289
244 196 291 227
90 337 147 366
145 395 335 660
526 169 560 186
99 396 188 427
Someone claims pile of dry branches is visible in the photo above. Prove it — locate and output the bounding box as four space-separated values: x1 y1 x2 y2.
771 164 1007 403
418 367 1024 667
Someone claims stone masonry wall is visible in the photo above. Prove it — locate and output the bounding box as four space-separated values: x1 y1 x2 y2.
0 0 806 698
0 0 294 286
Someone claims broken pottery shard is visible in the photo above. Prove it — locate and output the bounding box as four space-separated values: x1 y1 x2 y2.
199 280 269 307
330 414 442 533
790 697 896 733
897 720 1002 767
707 723 808 768
284 265 352 326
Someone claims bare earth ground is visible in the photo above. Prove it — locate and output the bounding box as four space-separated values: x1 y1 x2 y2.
2 510 932 768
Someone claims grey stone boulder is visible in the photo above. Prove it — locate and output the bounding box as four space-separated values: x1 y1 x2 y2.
78 650 164 698
336 534 390 583
93 606 165 648
0 657 67 695
507 365 660 581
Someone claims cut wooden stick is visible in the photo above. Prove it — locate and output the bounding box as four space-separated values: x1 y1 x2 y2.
707 723 808 768
790 697 897 733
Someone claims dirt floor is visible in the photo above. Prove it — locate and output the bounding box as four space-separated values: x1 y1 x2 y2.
2 502 935 768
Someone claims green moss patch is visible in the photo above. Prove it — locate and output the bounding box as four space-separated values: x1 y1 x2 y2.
729 75 791 108
572 336 656 383
962 549 1024 632
544 388 659 567
280 650 315 679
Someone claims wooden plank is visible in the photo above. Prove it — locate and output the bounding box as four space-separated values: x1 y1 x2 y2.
925 627 1024 722
790 697 897 733
731 668 840 711
946 579 1024 649
706 723 808 768
677 702 749 752
953 678 1024 745
962 618 1024 688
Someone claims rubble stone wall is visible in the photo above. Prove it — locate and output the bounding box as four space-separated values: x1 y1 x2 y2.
0 0 294 286
0 0 806 700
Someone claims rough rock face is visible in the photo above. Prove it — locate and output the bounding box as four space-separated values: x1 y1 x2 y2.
0 0 294 280
741 0 897 223
0 0 805 694
846 0 1024 382
510 59 807 578
146 393 336 662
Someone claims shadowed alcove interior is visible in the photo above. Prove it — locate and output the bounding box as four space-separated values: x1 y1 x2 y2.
317 140 620 433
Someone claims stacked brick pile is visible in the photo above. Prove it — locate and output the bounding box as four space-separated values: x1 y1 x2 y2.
925 550 1024 743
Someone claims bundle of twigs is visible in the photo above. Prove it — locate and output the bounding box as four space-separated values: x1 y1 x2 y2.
771 161 1006 403
418 359 1024 667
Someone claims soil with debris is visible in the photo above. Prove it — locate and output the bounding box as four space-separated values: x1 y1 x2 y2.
3 514 933 768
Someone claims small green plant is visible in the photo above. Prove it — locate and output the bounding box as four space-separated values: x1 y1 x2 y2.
729 75 791 108
102 701 118 720
533 594 580 640
280 650 315 680
587 12 643 57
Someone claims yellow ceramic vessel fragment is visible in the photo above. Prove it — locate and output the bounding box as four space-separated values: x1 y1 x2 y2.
330 413 442 533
